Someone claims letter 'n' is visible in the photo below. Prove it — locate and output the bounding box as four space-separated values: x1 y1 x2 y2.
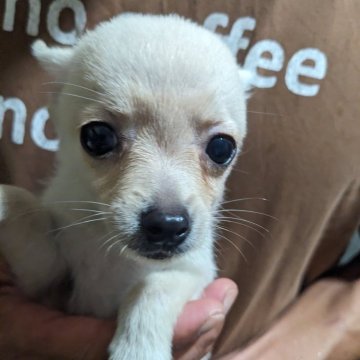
2 0 41 36
0 96 27 145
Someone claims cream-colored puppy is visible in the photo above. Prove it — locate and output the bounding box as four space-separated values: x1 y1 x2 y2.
0 14 249 360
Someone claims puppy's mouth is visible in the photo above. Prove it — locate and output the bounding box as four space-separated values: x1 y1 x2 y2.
143 252 171 260
129 238 187 260
138 249 178 260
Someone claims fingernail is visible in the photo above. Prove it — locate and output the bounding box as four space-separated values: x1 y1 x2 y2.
223 288 238 314
198 312 225 336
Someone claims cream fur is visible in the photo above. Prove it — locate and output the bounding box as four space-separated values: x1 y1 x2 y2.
0 14 249 360
0 186 5 221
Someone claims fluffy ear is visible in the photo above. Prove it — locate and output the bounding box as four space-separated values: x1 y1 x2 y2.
238 68 254 100
32 40 74 78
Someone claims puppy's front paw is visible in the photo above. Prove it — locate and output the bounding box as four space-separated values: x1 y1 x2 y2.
201 353 212 360
0 185 8 222
0 185 41 223
109 339 171 360
0 185 63 297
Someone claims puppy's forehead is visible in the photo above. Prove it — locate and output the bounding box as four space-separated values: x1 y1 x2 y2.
74 16 239 102
77 14 235 86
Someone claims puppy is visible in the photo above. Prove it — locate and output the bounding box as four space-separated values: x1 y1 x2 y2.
0 14 249 360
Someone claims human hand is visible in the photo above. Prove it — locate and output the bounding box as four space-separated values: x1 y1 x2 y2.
173 277 238 360
0 257 237 360
218 279 360 360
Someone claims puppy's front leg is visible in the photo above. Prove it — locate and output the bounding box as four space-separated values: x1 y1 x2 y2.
109 269 210 360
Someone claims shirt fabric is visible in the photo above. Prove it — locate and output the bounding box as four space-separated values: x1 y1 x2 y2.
0 0 359 356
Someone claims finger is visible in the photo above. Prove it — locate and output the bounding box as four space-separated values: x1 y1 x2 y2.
173 278 238 343
0 294 116 360
214 351 241 360
202 278 238 314
173 297 224 349
174 312 225 360
173 278 238 350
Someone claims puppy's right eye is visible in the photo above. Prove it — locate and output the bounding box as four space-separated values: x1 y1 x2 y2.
80 122 119 157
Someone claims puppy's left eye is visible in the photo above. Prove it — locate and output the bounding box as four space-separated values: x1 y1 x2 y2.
206 135 236 165
80 122 119 157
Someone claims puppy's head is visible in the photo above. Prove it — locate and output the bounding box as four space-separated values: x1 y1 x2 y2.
34 14 250 261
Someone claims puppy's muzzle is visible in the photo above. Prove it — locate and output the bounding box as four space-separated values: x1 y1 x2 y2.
138 207 191 259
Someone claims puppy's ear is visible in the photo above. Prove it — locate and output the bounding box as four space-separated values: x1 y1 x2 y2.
238 68 254 100
32 40 74 78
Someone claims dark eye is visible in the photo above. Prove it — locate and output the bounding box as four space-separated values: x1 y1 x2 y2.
206 135 236 165
80 122 119 157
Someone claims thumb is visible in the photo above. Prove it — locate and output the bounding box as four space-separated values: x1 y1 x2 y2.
173 278 238 349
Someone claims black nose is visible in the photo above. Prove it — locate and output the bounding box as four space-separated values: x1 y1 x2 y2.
140 208 191 247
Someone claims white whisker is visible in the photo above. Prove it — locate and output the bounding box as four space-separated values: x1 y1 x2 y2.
70 208 112 215
216 232 248 263
218 213 271 233
50 216 108 234
119 244 128 256
216 224 254 249
95 230 118 251
229 168 249 175
42 81 105 96
220 197 268 205
106 238 123 255
50 200 112 208
218 208 278 220
247 110 281 117
216 217 269 239
40 91 107 105
102 233 122 251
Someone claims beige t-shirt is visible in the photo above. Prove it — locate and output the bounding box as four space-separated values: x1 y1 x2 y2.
0 0 359 356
